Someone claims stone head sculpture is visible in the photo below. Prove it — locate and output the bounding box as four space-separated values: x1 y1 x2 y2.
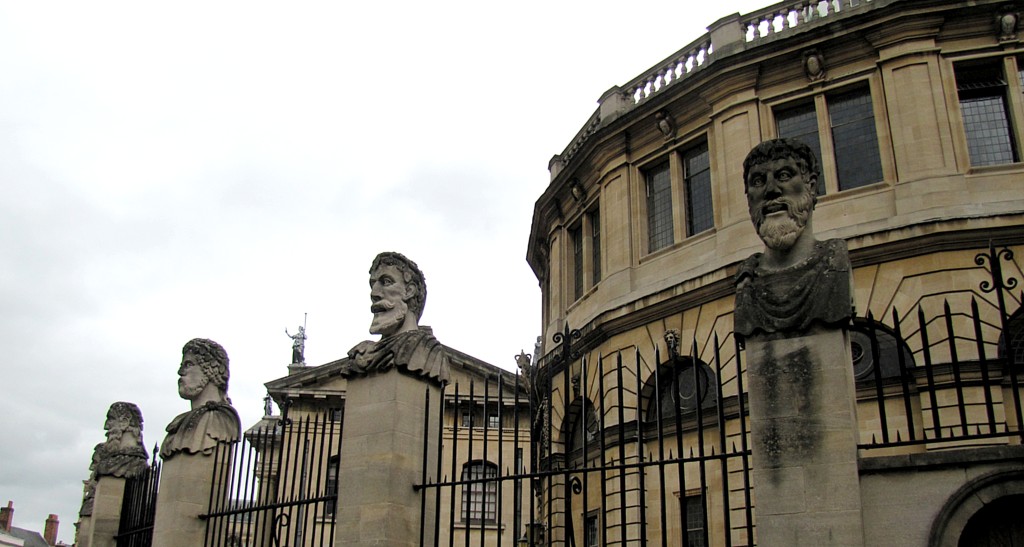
742 138 820 262
368 252 427 337
105 402 144 445
178 338 230 404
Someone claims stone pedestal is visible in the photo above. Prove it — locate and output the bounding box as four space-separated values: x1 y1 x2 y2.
151 451 225 547
745 329 865 547
334 370 442 547
87 477 125 547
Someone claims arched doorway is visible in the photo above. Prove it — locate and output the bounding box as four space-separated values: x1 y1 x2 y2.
958 494 1024 547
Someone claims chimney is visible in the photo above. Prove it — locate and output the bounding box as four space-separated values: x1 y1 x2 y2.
44 514 59 546
0 501 12 532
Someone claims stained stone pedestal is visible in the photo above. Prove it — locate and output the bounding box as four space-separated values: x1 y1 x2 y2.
745 329 865 547
87 477 126 547
334 370 441 547
151 452 225 547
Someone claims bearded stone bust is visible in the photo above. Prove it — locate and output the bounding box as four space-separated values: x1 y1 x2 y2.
92 402 149 477
734 139 853 338
344 252 450 384
159 338 241 460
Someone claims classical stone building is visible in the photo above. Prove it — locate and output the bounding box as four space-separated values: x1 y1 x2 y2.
527 0 1024 545
243 341 532 547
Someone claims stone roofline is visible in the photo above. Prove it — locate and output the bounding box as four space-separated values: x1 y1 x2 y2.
549 0 892 179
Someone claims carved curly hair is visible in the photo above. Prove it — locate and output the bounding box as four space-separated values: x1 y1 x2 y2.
106 401 143 430
742 138 821 207
182 338 230 392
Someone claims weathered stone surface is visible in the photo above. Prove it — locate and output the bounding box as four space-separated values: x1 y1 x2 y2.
153 338 240 547
159 338 241 460
344 252 450 385
334 252 445 547
735 139 853 339
746 328 864 547
87 476 126 547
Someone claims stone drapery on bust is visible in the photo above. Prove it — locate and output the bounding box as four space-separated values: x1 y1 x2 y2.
81 401 149 517
735 139 853 338
344 252 450 385
91 401 149 479
160 338 241 460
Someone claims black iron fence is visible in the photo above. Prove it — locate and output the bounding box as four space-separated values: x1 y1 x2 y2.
416 334 755 547
415 246 1022 546
114 450 161 547
857 245 1023 449
200 410 342 547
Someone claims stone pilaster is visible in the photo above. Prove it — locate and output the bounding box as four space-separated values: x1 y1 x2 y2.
745 329 865 547
151 451 228 547
86 477 125 547
333 370 442 547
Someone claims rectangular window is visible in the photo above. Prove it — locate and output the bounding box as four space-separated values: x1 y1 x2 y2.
775 83 884 192
584 512 599 547
461 410 474 428
324 456 339 518
775 100 825 196
571 224 584 301
956 59 1018 166
828 86 884 189
590 209 601 285
684 494 707 547
461 462 498 524
682 140 713 235
488 412 499 429
644 161 674 252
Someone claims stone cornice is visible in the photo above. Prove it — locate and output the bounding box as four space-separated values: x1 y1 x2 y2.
537 223 1024 374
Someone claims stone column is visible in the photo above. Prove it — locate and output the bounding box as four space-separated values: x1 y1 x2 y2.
745 329 865 547
333 370 442 547
152 450 231 547
87 477 126 547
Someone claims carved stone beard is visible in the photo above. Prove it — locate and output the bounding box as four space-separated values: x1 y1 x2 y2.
754 190 814 251
178 371 210 400
370 298 410 337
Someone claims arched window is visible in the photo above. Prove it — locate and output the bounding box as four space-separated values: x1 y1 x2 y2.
643 357 718 423
461 461 498 524
849 318 915 381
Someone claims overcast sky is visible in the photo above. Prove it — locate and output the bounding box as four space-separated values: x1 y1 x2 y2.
0 1 770 542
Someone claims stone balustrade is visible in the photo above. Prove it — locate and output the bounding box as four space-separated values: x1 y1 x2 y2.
550 0 887 176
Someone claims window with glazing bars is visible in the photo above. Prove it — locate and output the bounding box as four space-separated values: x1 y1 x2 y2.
590 208 601 285
683 140 713 235
684 494 707 547
957 59 1018 166
461 461 498 524
644 161 673 252
775 83 883 192
571 224 584 301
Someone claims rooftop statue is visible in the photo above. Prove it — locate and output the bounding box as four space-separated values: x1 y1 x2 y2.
345 252 450 384
159 338 241 460
285 324 307 364
734 138 853 338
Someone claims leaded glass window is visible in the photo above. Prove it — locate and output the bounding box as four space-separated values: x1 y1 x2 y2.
461 461 498 524
644 161 673 252
683 140 713 235
828 86 883 190
957 59 1018 166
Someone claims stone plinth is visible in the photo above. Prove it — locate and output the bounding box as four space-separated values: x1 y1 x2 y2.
151 451 226 547
334 370 441 547
745 329 865 547
87 477 125 547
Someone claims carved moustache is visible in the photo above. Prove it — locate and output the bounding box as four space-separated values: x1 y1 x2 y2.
371 300 396 313
753 194 812 229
